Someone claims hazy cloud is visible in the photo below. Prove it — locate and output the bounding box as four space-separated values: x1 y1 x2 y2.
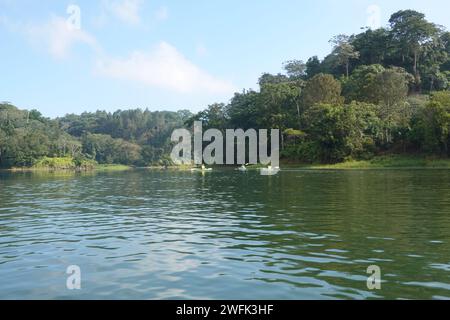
103 0 143 25
26 16 98 59
95 41 236 94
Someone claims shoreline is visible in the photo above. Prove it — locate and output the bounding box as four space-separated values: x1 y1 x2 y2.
295 156 450 170
2 156 449 173
1 164 133 173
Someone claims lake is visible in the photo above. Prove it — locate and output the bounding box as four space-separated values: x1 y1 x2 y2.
0 169 449 299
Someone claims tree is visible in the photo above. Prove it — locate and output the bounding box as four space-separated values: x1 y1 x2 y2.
352 28 390 66
330 35 360 78
283 60 307 79
187 103 228 130
373 68 411 111
372 68 413 145
226 90 262 130
343 64 386 103
301 74 344 109
301 103 378 162
420 34 449 91
0 128 7 166
82 133 142 165
258 73 290 86
441 32 450 71
305 56 322 79
259 81 303 148
411 92 450 154
389 10 440 89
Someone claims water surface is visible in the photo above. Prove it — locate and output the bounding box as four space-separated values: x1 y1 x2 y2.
0 169 449 299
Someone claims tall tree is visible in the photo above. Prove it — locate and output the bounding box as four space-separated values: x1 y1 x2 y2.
351 28 390 66
329 35 360 78
283 60 307 80
305 56 322 79
389 10 440 89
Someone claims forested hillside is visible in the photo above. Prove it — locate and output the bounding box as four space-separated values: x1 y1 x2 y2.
188 10 450 163
1 10 449 168
0 105 191 168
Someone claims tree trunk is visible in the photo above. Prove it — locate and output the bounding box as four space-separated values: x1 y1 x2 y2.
413 50 421 92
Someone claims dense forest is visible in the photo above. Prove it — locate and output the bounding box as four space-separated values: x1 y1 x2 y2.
0 106 191 168
1 10 449 168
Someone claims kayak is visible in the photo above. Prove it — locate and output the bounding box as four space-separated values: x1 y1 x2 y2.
190 168 213 172
260 166 280 175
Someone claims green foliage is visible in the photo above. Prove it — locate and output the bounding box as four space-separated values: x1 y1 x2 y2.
299 103 378 162
59 109 189 166
82 133 142 165
308 155 450 169
352 28 390 66
305 56 322 79
0 103 63 168
329 35 360 78
226 90 262 129
389 10 441 86
410 91 450 155
0 103 189 168
344 65 413 104
301 74 344 109
343 64 386 102
283 60 307 80
31 157 96 171
33 157 76 169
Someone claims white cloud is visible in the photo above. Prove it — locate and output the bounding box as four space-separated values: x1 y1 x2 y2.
26 16 98 59
95 42 236 94
103 0 143 25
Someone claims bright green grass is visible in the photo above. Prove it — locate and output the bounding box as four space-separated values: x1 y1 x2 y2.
145 164 194 171
303 155 450 170
95 164 133 171
32 157 78 170
12 157 130 172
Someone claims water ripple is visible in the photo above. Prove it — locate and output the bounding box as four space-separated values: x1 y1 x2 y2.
0 169 449 299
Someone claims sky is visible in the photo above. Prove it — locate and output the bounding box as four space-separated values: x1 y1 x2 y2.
1 0 450 118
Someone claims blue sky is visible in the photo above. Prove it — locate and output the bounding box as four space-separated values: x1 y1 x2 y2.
1 0 449 118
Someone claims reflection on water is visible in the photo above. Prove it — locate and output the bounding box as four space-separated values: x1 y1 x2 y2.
0 169 449 299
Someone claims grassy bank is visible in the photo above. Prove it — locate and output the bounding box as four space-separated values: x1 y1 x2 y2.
4 155 449 173
142 156 450 171
145 164 194 171
95 164 133 171
7 157 132 172
299 155 450 169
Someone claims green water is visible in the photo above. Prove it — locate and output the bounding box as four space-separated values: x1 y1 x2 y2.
0 169 449 299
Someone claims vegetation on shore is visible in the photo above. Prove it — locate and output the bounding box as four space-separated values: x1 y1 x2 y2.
6 155 448 172
1 9 449 170
300 155 450 169
6 157 131 172
32 156 96 170
144 155 450 170
94 164 133 171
